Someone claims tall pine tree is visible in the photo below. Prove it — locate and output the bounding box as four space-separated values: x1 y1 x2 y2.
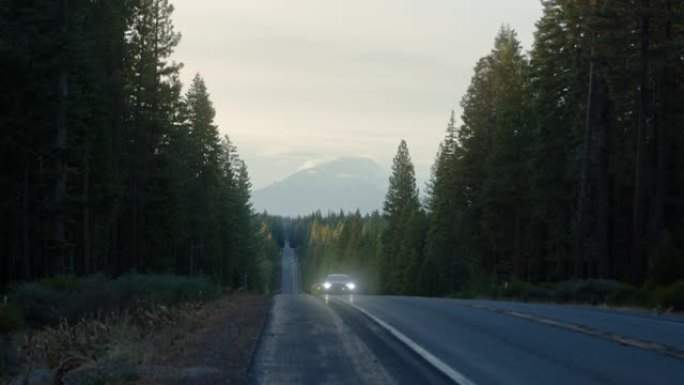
381 140 425 294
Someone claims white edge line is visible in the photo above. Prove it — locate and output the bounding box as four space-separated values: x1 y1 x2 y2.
343 299 478 385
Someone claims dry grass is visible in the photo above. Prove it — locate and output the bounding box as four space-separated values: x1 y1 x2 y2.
4 294 270 385
133 294 270 385
8 300 207 384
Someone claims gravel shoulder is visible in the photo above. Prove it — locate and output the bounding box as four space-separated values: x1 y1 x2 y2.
131 294 270 385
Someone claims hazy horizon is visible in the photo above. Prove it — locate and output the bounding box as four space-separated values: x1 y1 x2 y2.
252 156 388 216
171 0 544 189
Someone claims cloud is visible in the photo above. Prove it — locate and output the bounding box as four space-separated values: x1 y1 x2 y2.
298 160 321 171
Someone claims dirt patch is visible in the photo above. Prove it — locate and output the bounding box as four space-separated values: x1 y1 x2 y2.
132 294 271 385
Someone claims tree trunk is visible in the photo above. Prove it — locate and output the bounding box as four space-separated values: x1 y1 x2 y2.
514 209 522 280
649 0 670 251
54 0 69 274
575 48 598 279
597 81 612 279
83 144 91 274
596 131 610 278
631 0 651 284
21 165 31 280
108 6 125 274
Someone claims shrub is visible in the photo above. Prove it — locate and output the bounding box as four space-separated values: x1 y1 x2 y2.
9 274 219 327
553 279 622 304
0 302 24 333
449 290 477 299
10 282 69 326
648 231 684 286
653 281 684 311
34 299 205 380
501 280 533 299
606 284 650 307
0 334 20 380
39 275 81 292
521 286 555 302
111 274 219 305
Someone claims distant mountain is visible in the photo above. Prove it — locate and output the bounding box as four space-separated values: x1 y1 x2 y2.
252 157 388 217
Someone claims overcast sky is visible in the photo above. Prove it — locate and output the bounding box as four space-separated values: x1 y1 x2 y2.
172 0 544 189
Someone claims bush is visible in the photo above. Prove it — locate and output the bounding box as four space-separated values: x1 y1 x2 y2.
648 231 684 286
113 274 217 306
10 281 69 326
606 284 649 307
501 280 532 299
553 279 623 304
0 302 24 333
9 274 219 327
653 281 684 311
35 299 206 378
39 275 81 292
521 286 555 302
462 276 684 312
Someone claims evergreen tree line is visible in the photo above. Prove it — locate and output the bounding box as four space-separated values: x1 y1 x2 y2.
282 211 386 293
286 0 684 296
0 0 279 291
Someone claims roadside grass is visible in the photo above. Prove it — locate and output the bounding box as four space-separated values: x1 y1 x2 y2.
0 274 220 383
451 279 684 314
8 273 219 328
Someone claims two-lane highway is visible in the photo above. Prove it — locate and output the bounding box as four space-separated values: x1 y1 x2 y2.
280 243 299 294
336 295 684 384
249 247 684 384
249 245 450 385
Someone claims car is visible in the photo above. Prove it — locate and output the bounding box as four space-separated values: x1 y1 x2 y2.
321 274 356 294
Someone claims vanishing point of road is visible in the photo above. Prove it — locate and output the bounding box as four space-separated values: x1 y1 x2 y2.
249 245 684 385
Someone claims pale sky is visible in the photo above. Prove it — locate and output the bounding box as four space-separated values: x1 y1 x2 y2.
171 0 544 189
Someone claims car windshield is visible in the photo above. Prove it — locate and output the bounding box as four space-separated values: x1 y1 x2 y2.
327 274 350 281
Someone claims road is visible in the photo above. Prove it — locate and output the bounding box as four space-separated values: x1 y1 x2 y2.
280 243 299 294
249 246 684 384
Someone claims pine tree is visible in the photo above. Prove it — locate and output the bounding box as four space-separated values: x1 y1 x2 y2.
423 111 464 294
381 140 424 294
120 0 183 270
478 27 533 281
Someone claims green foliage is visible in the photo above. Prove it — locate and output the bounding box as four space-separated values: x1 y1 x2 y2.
648 231 684 285
9 274 218 327
417 256 441 296
38 275 82 292
652 281 684 311
491 279 622 304
381 140 426 294
114 274 219 306
421 0 684 297
0 302 24 333
9 282 67 326
606 285 651 308
501 280 535 299
2 0 683 301
472 280 684 311
0 0 268 294
286 211 386 294
275 3 684 301
552 280 623 304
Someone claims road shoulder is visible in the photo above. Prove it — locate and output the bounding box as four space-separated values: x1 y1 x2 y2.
128 294 270 385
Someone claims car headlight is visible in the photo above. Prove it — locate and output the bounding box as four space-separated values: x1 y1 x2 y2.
346 282 355 290
323 281 332 289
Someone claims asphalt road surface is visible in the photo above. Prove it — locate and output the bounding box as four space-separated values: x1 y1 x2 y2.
279 243 299 295
249 247 684 384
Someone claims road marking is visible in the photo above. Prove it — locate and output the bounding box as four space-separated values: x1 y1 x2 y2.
337 298 478 385
461 302 684 360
